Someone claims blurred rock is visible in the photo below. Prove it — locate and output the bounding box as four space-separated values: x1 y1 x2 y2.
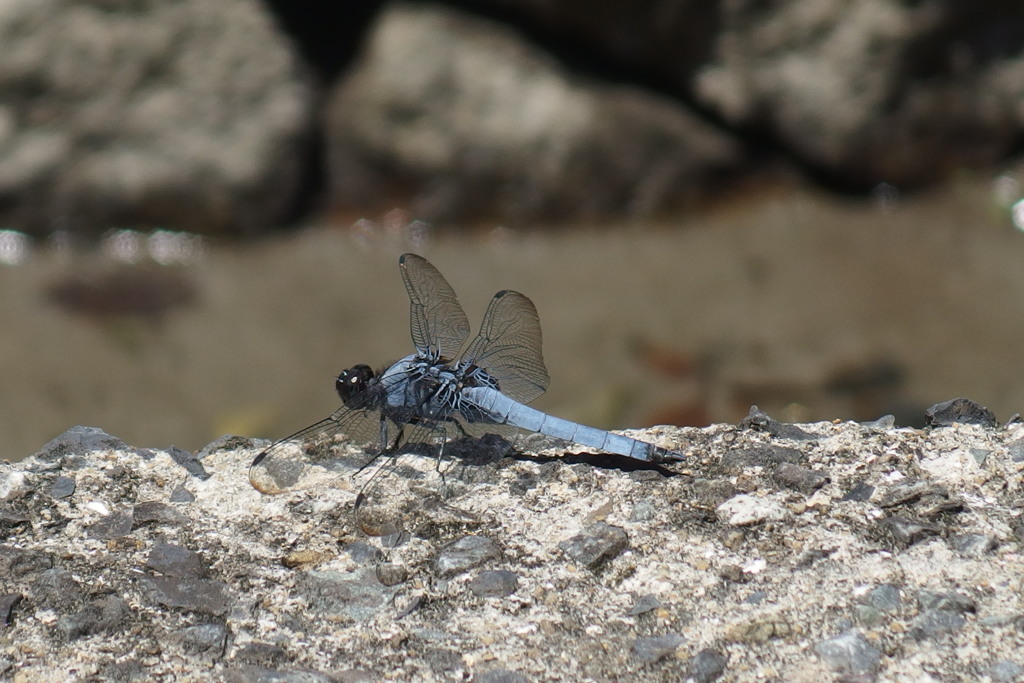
0 0 313 236
324 2 741 225
693 1 1024 188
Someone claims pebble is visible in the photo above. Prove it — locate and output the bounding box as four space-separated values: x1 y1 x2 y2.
1008 437 1024 463
33 425 129 462
917 589 975 614
739 406 818 440
558 522 629 568
631 633 684 662
721 445 805 470
435 535 500 577
841 482 875 502
166 446 211 480
950 533 997 557
909 609 967 640
87 508 135 539
146 543 208 578
169 486 196 503
299 568 399 622
813 629 881 674
865 583 902 612
877 515 941 547
0 593 21 626
170 622 229 655
716 494 788 526
685 648 728 682
374 563 408 587
133 501 190 526
925 398 997 428
47 476 76 499
468 569 518 598
57 595 130 641
772 462 829 493
626 594 662 616
31 568 82 611
142 577 233 616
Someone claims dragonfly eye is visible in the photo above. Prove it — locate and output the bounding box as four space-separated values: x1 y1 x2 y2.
336 364 374 402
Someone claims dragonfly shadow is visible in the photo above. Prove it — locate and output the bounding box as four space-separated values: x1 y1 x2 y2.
506 448 682 477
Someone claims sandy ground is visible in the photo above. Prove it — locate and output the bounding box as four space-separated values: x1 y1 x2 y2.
2 176 1024 461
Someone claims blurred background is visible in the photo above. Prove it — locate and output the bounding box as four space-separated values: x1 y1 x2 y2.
3 0 1024 461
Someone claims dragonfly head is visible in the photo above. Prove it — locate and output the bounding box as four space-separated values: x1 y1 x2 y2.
336 364 375 403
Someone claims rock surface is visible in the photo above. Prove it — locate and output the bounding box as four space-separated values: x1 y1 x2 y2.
2 418 1024 680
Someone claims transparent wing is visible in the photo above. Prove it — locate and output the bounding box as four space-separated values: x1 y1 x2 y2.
248 404 392 496
463 289 550 404
400 253 470 359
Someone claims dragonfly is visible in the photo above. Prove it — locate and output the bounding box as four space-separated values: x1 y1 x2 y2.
249 253 684 536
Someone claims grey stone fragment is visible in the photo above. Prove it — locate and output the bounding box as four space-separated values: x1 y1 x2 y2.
34 426 129 462
841 482 874 502
877 516 941 547
300 568 398 622
854 605 885 627
738 406 817 440
88 508 134 539
170 622 229 655
910 609 967 640
31 568 82 611
925 398 996 427
48 476 76 499
721 445 805 470
57 595 130 640
435 535 499 577
233 642 288 666
950 533 997 557
631 633 685 662
627 594 662 616
813 630 881 674
1008 438 1024 463
559 522 629 568
0 547 53 578
917 589 975 614
0 509 30 527
0 593 21 626
146 543 208 578
468 570 518 598
167 446 211 480
142 577 232 616
686 648 728 682
772 463 829 493
133 501 189 526
866 584 902 612
169 487 196 503
374 563 408 587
